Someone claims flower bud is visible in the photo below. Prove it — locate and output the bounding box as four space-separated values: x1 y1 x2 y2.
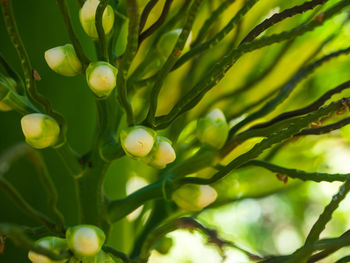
79 0 114 39
28 236 68 263
148 136 176 169
120 126 156 158
45 44 82 76
21 113 60 149
156 29 192 59
196 109 229 149
172 184 217 211
86 62 118 98
66 225 105 257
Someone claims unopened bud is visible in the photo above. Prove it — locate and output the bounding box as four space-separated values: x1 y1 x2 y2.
79 0 114 39
196 109 229 149
172 184 217 211
66 225 105 257
21 113 60 149
156 29 192 59
148 136 176 169
28 237 68 263
45 44 82 76
86 62 118 98
120 126 156 158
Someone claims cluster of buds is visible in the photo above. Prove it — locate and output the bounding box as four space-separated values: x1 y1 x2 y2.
120 126 176 169
44 0 118 99
196 109 229 149
172 184 218 212
79 0 114 39
21 113 61 149
28 225 113 263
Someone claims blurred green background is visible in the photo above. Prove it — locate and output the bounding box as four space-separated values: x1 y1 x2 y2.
1 0 350 262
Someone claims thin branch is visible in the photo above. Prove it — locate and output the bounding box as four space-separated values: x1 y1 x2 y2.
139 0 174 46
240 0 328 44
297 117 350 136
103 244 130 263
56 0 90 69
192 0 237 46
95 0 109 61
139 0 159 33
26 150 65 233
144 0 204 127
286 180 350 262
172 0 259 70
116 0 139 125
249 80 350 130
246 160 350 182
0 144 57 232
139 217 262 262
307 230 350 263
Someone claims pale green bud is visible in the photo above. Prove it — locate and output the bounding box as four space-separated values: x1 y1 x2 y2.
45 44 82 76
81 251 115 263
148 136 176 169
21 113 60 149
66 225 106 257
156 29 192 59
172 184 217 212
196 109 229 149
79 0 114 39
28 237 68 263
120 126 156 158
86 62 118 98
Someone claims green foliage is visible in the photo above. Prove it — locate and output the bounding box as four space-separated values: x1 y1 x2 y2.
1 0 350 262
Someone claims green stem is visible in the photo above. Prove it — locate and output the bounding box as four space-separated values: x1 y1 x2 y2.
76 153 110 227
55 143 83 178
0 177 56 231
116 0 139 126
96 0 109 62
246 160 350 183
27 150 65 233
56 0 90 69
144 0 204 127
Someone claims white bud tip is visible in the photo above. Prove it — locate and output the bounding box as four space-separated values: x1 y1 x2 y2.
44 47 65 70
124 128 154 157
152 141 176 167
81 0 100 19
72 227 100 256
197 185 218 208
21 114 46 138
207 109 226 122
89 65 116 92
28 240 51 263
